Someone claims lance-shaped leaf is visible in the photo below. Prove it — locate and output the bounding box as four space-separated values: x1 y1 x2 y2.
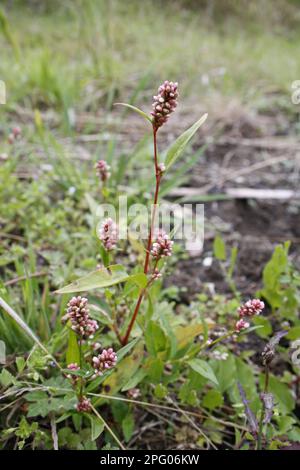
66 330 80 365
164 113 208 170
188 358 219 386
175 320 214 350
114 103 152 124
56 265 129 294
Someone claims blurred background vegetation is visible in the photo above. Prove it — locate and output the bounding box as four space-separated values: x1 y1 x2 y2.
1 0 300 123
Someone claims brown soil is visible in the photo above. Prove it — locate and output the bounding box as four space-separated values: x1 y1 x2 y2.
167 107 300 299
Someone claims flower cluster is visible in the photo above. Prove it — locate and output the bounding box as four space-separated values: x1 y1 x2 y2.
92 348 117 378
76 397 91 413
151 81 178 129
99 218 118 251
62 296 98 339
151 268 162 281
238 299 265 318
235 298 265 332
95 159 111 182
151 230 173 259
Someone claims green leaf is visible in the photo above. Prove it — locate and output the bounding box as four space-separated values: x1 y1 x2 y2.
146 357 164 382
90 416 105 441
212 353 236 393
203 389 224 410
213 234 226 261
188 358 219 386
287 326 300 340
122 412 135 442
66 329 80 365
0 368 16 387
175 322 214 350
154 383 167 399
264 375 294 414
145 321 167 356
164 113 208 170
252 316 272 338
114 103 152 123
56 265 129 294
125 272 148 289
258 242 290 310
121 367 147 392
16 356 25 373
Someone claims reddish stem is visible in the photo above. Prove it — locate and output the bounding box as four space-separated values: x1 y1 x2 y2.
143 128 160 274
121 126 161 345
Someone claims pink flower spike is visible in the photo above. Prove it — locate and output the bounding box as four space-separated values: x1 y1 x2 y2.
62 296 99 339
151 230 173 260
76 397 91 413
151 81 179 130
92 347 117 378
238 299 265 318
99 218 118 251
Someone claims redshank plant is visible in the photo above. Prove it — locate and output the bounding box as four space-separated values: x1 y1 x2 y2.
58 81 208 346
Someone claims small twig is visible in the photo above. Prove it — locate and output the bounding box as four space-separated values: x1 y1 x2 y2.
4 271 48 287
90 404 126 450
166 396 218 450
50 413 58 450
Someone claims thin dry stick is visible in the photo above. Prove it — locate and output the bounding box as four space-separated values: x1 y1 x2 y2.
0 296 61 370
90 404 126 450
166 396 218 450
86 391 247 431
4 271 48 287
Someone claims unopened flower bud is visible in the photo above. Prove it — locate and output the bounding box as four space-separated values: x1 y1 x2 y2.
157 163 166 175
12 126 21 138
152 268 162 280
235 318 250 332
95 159 111 183
127 388 141 399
